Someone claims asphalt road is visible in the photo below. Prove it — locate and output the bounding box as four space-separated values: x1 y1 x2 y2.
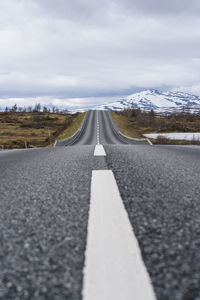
0 110 200 299
71 110 127 146
72 111 97 146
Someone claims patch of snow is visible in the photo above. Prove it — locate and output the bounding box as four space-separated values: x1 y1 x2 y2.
94 89 200 113
144 132 200 141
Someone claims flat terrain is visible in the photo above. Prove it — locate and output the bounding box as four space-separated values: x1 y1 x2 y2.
112 110 200 144
0 112 85 149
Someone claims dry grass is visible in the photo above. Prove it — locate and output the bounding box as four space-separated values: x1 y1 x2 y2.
0 112 85 149
111 112 150 138
152 136 200 145
112 109 200 145
56 112 86 140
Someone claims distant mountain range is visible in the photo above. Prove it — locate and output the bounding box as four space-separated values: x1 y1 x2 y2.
95 89 200 113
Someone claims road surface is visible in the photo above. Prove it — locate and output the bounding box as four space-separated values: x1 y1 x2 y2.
0 110 200 300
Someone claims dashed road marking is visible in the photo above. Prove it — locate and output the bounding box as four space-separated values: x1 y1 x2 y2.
82 170 156 300
97 111 100 144
94 145 106 156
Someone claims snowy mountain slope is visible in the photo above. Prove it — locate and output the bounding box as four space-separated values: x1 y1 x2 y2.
95 90 200 112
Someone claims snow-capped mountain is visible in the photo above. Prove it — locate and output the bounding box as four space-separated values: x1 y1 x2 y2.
95 90 200 112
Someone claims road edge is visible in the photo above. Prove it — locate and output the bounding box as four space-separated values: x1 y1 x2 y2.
54 112 88 147
108 112 152 145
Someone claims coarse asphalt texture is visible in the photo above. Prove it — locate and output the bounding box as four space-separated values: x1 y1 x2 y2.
0 110 200 300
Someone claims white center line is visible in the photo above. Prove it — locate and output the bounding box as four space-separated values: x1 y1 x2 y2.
97 111 100 145
82 170 156 300
94 145 106 156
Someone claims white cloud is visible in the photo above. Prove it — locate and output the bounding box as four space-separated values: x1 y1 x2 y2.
0 0 200 108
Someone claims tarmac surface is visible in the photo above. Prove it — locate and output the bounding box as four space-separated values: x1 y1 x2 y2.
0 110 200 299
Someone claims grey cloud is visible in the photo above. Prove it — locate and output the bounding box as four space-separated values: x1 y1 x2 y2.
34 0 112 24
119 0 200 16
34 0 200 20
0 0 200 106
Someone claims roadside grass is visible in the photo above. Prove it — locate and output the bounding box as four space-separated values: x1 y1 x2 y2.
111 109 200 145
0 112 86 149
55 112 86 141
111 112 152 138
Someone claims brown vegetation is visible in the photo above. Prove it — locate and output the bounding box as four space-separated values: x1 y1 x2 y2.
0 111 84 149
112 108 200 145
152 135 200 145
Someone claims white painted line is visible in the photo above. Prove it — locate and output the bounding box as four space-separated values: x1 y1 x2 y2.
94 145 106 156
82 170 156 300
147 138 153 146
96 111 100 145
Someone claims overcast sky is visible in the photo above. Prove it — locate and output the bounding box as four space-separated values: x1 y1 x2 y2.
0 0 200 108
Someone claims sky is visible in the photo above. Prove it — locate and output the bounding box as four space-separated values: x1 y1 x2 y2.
0 0 200 109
